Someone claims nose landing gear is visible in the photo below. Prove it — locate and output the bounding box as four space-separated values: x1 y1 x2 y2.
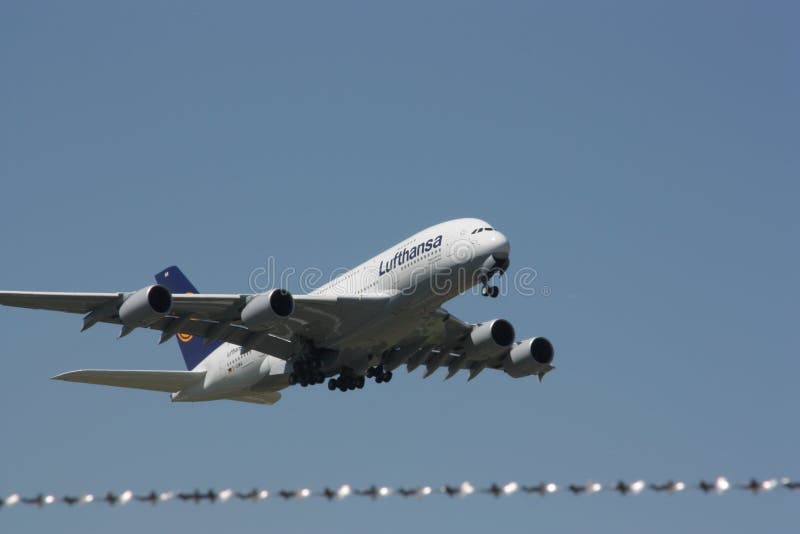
477 253 507 298
478 275 500 298
481 284 500 298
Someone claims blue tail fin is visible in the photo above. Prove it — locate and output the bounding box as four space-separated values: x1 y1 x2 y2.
155 266 222 370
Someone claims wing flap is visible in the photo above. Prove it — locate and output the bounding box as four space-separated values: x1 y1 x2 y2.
169 293 247 320
53 369 205 392
144 317 294 358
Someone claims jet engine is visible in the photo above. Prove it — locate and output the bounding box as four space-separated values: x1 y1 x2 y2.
463 319 515 359
502 337 554 378
240 289 294 330
118 285 173 326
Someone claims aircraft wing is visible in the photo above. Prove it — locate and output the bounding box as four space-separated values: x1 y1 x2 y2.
378 307 522 380
409 308 554 380
0 291 258 321
0 290 392 360
0 291 121 314
53 369 205 392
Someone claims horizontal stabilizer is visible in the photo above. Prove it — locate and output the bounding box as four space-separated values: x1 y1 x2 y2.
53 369 205 393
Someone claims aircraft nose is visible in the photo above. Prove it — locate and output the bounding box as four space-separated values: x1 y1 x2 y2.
489 230 510 258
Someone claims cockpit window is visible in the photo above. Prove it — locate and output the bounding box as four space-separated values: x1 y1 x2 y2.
485 227 493 231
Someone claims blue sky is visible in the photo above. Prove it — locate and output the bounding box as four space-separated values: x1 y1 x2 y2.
1 1 798 532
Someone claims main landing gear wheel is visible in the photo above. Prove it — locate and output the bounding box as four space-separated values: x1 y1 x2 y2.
368 365 392 384
328 367 371 393
291 358 327 387
478 273 500 298
481 284 499 298
329 373 364 392
339 376 352 392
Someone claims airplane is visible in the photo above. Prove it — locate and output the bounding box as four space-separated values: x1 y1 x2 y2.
0 218 554 405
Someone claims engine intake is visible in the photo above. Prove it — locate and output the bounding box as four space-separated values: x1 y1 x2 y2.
464 319 515 359
118 285 173 326
241 289 294 330
503 337 554 378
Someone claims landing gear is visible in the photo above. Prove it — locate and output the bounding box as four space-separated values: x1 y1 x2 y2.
290 358 326 387
479 274 500 298
327 366 388 393
368 365 392 384
477 253 508 298
481 285 499 298
328 373 365 392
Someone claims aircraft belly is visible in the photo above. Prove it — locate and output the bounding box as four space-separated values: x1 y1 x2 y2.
178 360 263 401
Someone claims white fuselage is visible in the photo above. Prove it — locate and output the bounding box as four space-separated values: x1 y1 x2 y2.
172 218 509 402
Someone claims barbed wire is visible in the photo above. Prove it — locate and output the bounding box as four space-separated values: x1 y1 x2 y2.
1 477 797 510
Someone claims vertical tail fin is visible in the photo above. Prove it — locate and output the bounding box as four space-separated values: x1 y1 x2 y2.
154 266 222 370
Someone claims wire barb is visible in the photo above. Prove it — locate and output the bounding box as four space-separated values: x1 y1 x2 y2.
1 477 796 510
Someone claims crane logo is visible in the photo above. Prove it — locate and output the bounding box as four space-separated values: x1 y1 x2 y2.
177 292 194 342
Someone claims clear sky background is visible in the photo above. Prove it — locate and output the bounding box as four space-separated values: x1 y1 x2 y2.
1 1 798 532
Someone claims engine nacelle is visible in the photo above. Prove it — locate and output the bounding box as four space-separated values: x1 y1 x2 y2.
503 337 555 378
464 319 515 359
240 289 294 330
118 285 173 326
